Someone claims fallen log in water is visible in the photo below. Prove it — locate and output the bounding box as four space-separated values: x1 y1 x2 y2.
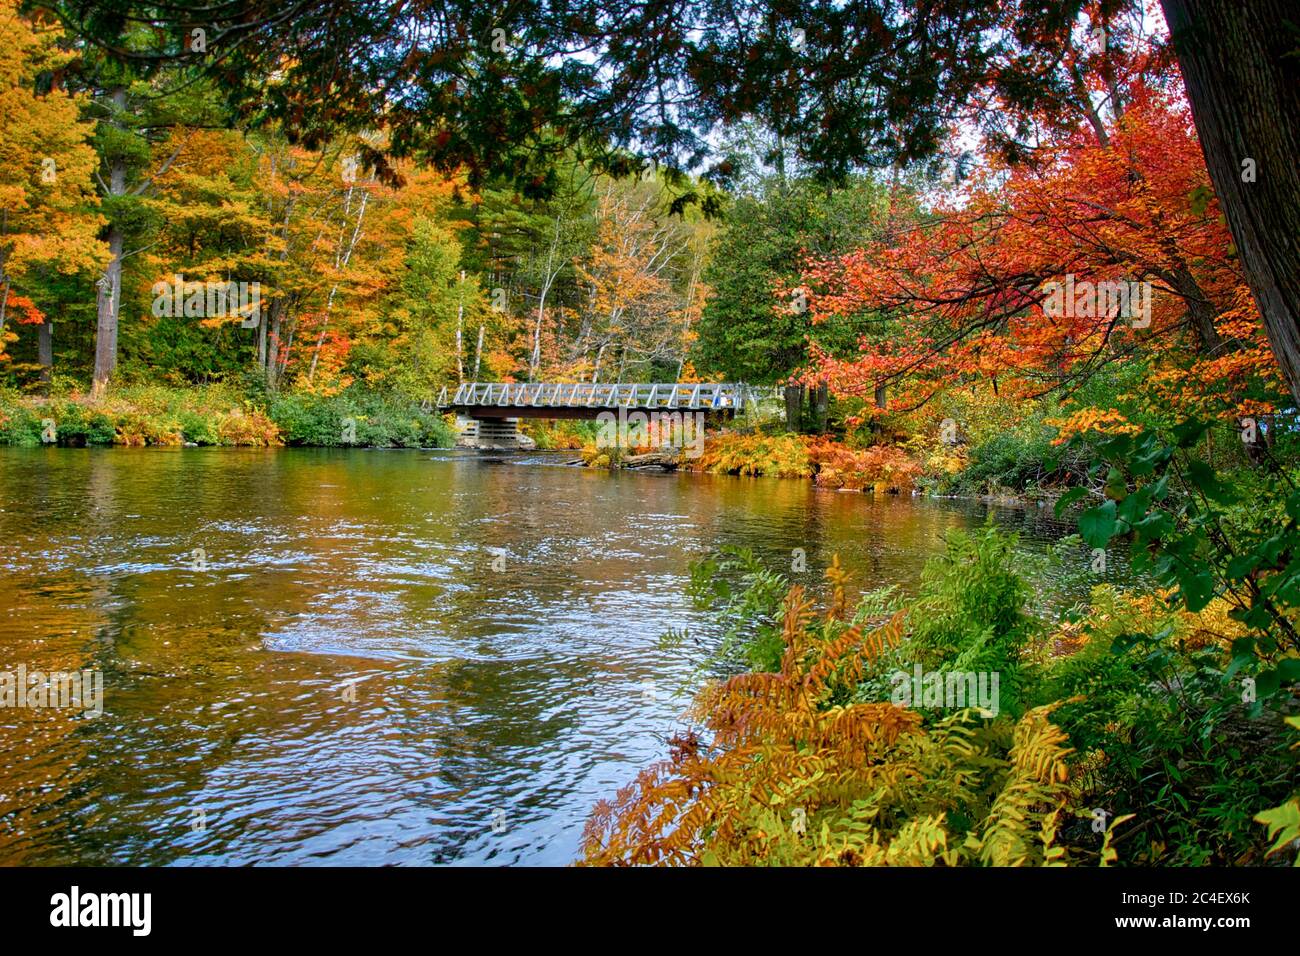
622 449 680 470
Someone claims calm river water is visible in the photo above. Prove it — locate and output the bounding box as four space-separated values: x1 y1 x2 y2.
0 448 1081 865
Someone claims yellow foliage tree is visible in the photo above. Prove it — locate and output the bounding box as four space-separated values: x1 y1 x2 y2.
0 0 104 363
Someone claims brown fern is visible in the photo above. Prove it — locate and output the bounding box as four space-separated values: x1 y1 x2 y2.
580 560 1078 867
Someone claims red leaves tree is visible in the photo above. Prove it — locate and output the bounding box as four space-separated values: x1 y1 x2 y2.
802 78 1277 421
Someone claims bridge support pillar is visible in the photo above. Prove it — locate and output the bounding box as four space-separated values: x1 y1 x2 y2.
454 415 534 450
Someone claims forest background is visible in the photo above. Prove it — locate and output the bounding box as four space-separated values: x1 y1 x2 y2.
0 0 1290 495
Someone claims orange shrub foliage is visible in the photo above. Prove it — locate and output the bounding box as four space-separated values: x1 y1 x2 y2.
685 432 812 478
806 439 922 494
1043 408 1142 446
685 432 922 491
582 563 916 865
216 407 282 446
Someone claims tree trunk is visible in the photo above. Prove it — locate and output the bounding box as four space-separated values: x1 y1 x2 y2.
263 192 294 390
530 216 565 380
265 297 285 391
1175 265 1225 354
0 276 10 346
623 448 679 470
1161 0 1300 404
473 322 484 380
814 383 829 432
38 320 53 390
280 325 295 379
92 89 128 400
784 384 803 432
92 221 123 397
530 290 548 380
309 186 367 383
455 270 465 383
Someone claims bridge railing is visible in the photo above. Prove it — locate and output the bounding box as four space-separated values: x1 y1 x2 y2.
440 382 752 411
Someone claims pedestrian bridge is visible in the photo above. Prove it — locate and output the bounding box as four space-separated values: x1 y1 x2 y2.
436 382 752 420
436 381 761 449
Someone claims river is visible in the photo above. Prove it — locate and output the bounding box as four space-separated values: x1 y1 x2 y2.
0 447 1083 865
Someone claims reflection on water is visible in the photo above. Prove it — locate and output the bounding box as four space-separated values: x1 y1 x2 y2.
0 447 1081 865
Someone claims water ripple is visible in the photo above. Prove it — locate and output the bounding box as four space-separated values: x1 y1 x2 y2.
0 447 1079 865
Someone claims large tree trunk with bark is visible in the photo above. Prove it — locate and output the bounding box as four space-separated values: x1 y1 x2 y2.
91 222 123 397
813 382 829 433
1161 0 1300 404
784 384 803 433
92 88 128 399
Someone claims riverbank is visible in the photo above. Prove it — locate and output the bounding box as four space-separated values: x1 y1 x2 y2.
580 524 1300 867
0 384 455 448
579 429 1071 503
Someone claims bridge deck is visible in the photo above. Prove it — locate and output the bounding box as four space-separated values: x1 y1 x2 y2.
437 382 751 419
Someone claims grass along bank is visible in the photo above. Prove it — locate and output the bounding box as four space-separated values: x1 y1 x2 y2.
0 384 455 448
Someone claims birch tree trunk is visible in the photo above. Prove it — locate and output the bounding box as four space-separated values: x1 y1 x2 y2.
455 270 465 382
308 186 368 383
529 216 564 380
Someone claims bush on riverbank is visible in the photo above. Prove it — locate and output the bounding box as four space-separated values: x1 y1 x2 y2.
685 432 812 478
523 419 598 450
268 390 453 447
855 368 1161 498
0 384 454 448
674 432 923 492
583 520 1299 867
806 438 923 494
